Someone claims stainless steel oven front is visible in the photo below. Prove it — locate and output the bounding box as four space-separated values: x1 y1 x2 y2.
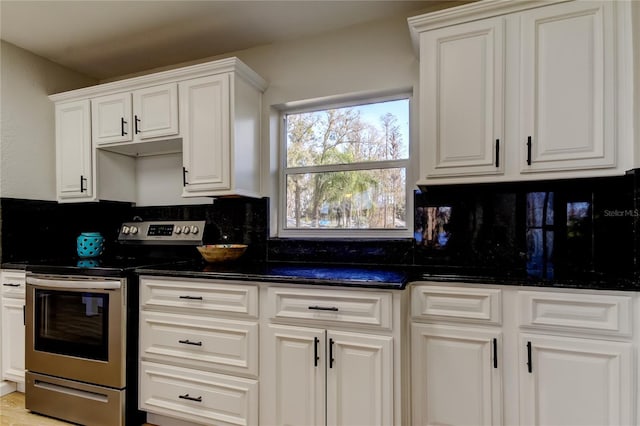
25 274 127 426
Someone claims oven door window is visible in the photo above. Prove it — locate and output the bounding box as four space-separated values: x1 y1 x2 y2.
34 289 109 361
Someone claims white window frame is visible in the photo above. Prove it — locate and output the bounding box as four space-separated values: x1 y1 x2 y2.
278 91 414 239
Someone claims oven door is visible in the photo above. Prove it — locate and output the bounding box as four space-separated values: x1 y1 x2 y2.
25 275 126 389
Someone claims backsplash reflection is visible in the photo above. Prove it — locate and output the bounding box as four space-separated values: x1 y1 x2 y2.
415 174 635 280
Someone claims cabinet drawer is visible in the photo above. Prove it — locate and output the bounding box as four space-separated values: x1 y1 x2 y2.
140 311 258 377
1 270 26 298
266 287 392 329
140 276 258 317
519 291 633 336
140 361 258 426
411 284 502 325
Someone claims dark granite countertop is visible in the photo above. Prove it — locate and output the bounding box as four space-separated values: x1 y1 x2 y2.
415 269 639 292
136 260 410 290
4 259 638 292
136 261 640 292
1 262 27 271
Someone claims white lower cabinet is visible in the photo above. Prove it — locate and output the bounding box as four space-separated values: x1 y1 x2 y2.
519 334 634 426
264 325 325 426
411 324 502 426
260 285 405 426
410 282 639 426
262 324 393 426
139 277 259 426
1 269 26 393
326 330 393 426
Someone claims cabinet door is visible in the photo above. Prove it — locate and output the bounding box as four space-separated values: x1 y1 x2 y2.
1 297 25 384
519 1 615 172
56 100 93 200
91 92 132 145
262 324 325 426
180 74 231 195
132 83 179 140
421 17 504 178
519 334 633 426
412 323 502 426
326 330 393 426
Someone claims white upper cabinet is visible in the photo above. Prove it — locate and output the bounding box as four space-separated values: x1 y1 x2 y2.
519 1 614 172
409 0 634 185
132 84 179 140
50 57 266 203
180 74 231 195
55 100 93 201
91 92 131 145
92 83 178 146
180 69 264 198
420 17 505 177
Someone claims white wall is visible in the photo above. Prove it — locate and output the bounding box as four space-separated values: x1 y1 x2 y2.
0 41 96 200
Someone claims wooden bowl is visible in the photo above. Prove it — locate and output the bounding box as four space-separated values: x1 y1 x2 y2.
196 244 248 263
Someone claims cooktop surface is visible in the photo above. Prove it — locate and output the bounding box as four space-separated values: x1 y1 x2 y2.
25 256 191 277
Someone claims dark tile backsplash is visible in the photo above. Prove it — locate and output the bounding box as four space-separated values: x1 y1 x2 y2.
267 238 413 265
414 173 636 280
0 197 269 263
2 171 639 283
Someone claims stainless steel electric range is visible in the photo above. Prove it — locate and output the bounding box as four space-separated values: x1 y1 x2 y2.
24 220 205 426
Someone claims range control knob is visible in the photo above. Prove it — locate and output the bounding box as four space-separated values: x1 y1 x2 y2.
174 225 182 234
129 226 139 235
190 226 199 235
122 225 130 235
182 225 190 234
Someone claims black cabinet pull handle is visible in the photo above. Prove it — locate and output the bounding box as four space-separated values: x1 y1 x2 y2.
179 295 203 300
329 338 335 368
3 283 21 287
495 139 500 168
121 117 127 136
182 167 188 186
178 394 202 402
526 136 532 166
23 305 26 326
493 338 498 369
308 305 339 312
178 339 203 346
135 115 140 134
526 341 533 373
80 175 87 193
314 337 320 367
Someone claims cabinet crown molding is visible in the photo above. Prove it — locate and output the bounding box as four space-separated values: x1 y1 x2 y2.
407 0 570 53
49 57 267 103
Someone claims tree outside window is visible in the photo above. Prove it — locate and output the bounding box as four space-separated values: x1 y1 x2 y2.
282 97 410 234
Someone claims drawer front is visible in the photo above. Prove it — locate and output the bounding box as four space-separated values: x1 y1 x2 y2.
266 287 392 329
140 276 258 317
140 361 258 426
1 270 26 298
140 311 258 376
411 284 502 325
519 291 633 336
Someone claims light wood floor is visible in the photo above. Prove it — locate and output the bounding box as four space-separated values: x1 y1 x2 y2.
0 392 156 426
1 391 72 425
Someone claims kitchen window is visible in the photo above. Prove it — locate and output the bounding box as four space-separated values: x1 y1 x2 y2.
280 94 411 237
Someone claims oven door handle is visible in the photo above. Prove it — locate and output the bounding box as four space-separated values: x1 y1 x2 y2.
26 277 121 290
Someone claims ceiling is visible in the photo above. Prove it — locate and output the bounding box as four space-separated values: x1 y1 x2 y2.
0 0 465 81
